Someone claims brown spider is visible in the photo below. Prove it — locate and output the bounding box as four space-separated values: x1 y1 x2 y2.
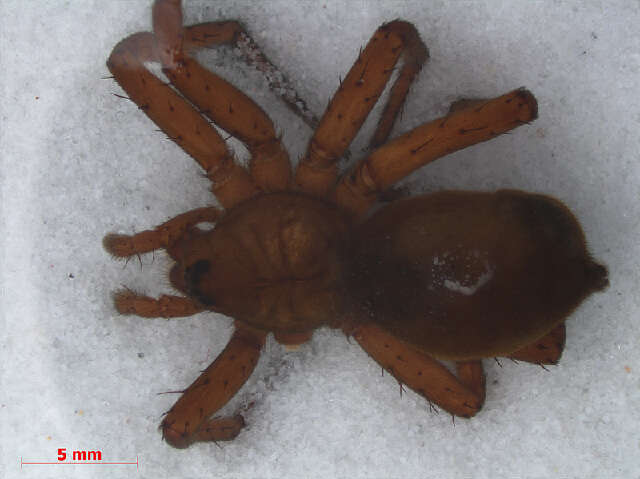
104 0 608 449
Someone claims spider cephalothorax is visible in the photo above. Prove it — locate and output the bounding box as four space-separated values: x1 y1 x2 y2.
104 0 608 448
168 192 350 332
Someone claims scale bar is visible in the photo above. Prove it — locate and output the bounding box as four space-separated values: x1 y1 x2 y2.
21 456 139 470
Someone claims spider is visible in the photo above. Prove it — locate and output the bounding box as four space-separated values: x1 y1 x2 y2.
104 0 609 449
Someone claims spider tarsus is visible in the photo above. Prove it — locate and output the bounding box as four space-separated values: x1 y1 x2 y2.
103 233 135 258
112 287 142 315
494 357 503 368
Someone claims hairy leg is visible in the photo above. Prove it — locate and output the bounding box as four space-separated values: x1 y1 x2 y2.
103 206 220 258
334 88 538 218
104 207 219 318
182 21 318 129
107 32 257 209
509 323 566 365
294 21 428 197
455 360 486 402
153 0 291 192
353 322 485 417
161 322 267 448
113 290 203 318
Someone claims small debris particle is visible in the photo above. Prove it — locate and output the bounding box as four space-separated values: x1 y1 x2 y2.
138 352 145 358
624 365 631 373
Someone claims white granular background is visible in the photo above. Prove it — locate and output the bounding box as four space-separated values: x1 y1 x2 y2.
1 1 638 478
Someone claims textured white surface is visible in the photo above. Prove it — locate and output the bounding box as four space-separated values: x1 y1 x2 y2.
2 1 639 478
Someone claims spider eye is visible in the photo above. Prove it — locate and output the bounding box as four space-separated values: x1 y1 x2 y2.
186 259 211 277
184 260 216 306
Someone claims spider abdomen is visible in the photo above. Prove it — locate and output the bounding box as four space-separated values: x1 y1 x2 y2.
173 193 350 332
346 190 608 360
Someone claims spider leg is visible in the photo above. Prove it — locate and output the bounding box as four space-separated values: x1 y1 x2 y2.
103 206 220 259
181 21 319 129
107 32 257 209
113 290 203 318
508 323 566 365
353 322 485 417
455 360 486 405
153 0 291 193
294 21 428 197
161 321 266 448
334 88 538 218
